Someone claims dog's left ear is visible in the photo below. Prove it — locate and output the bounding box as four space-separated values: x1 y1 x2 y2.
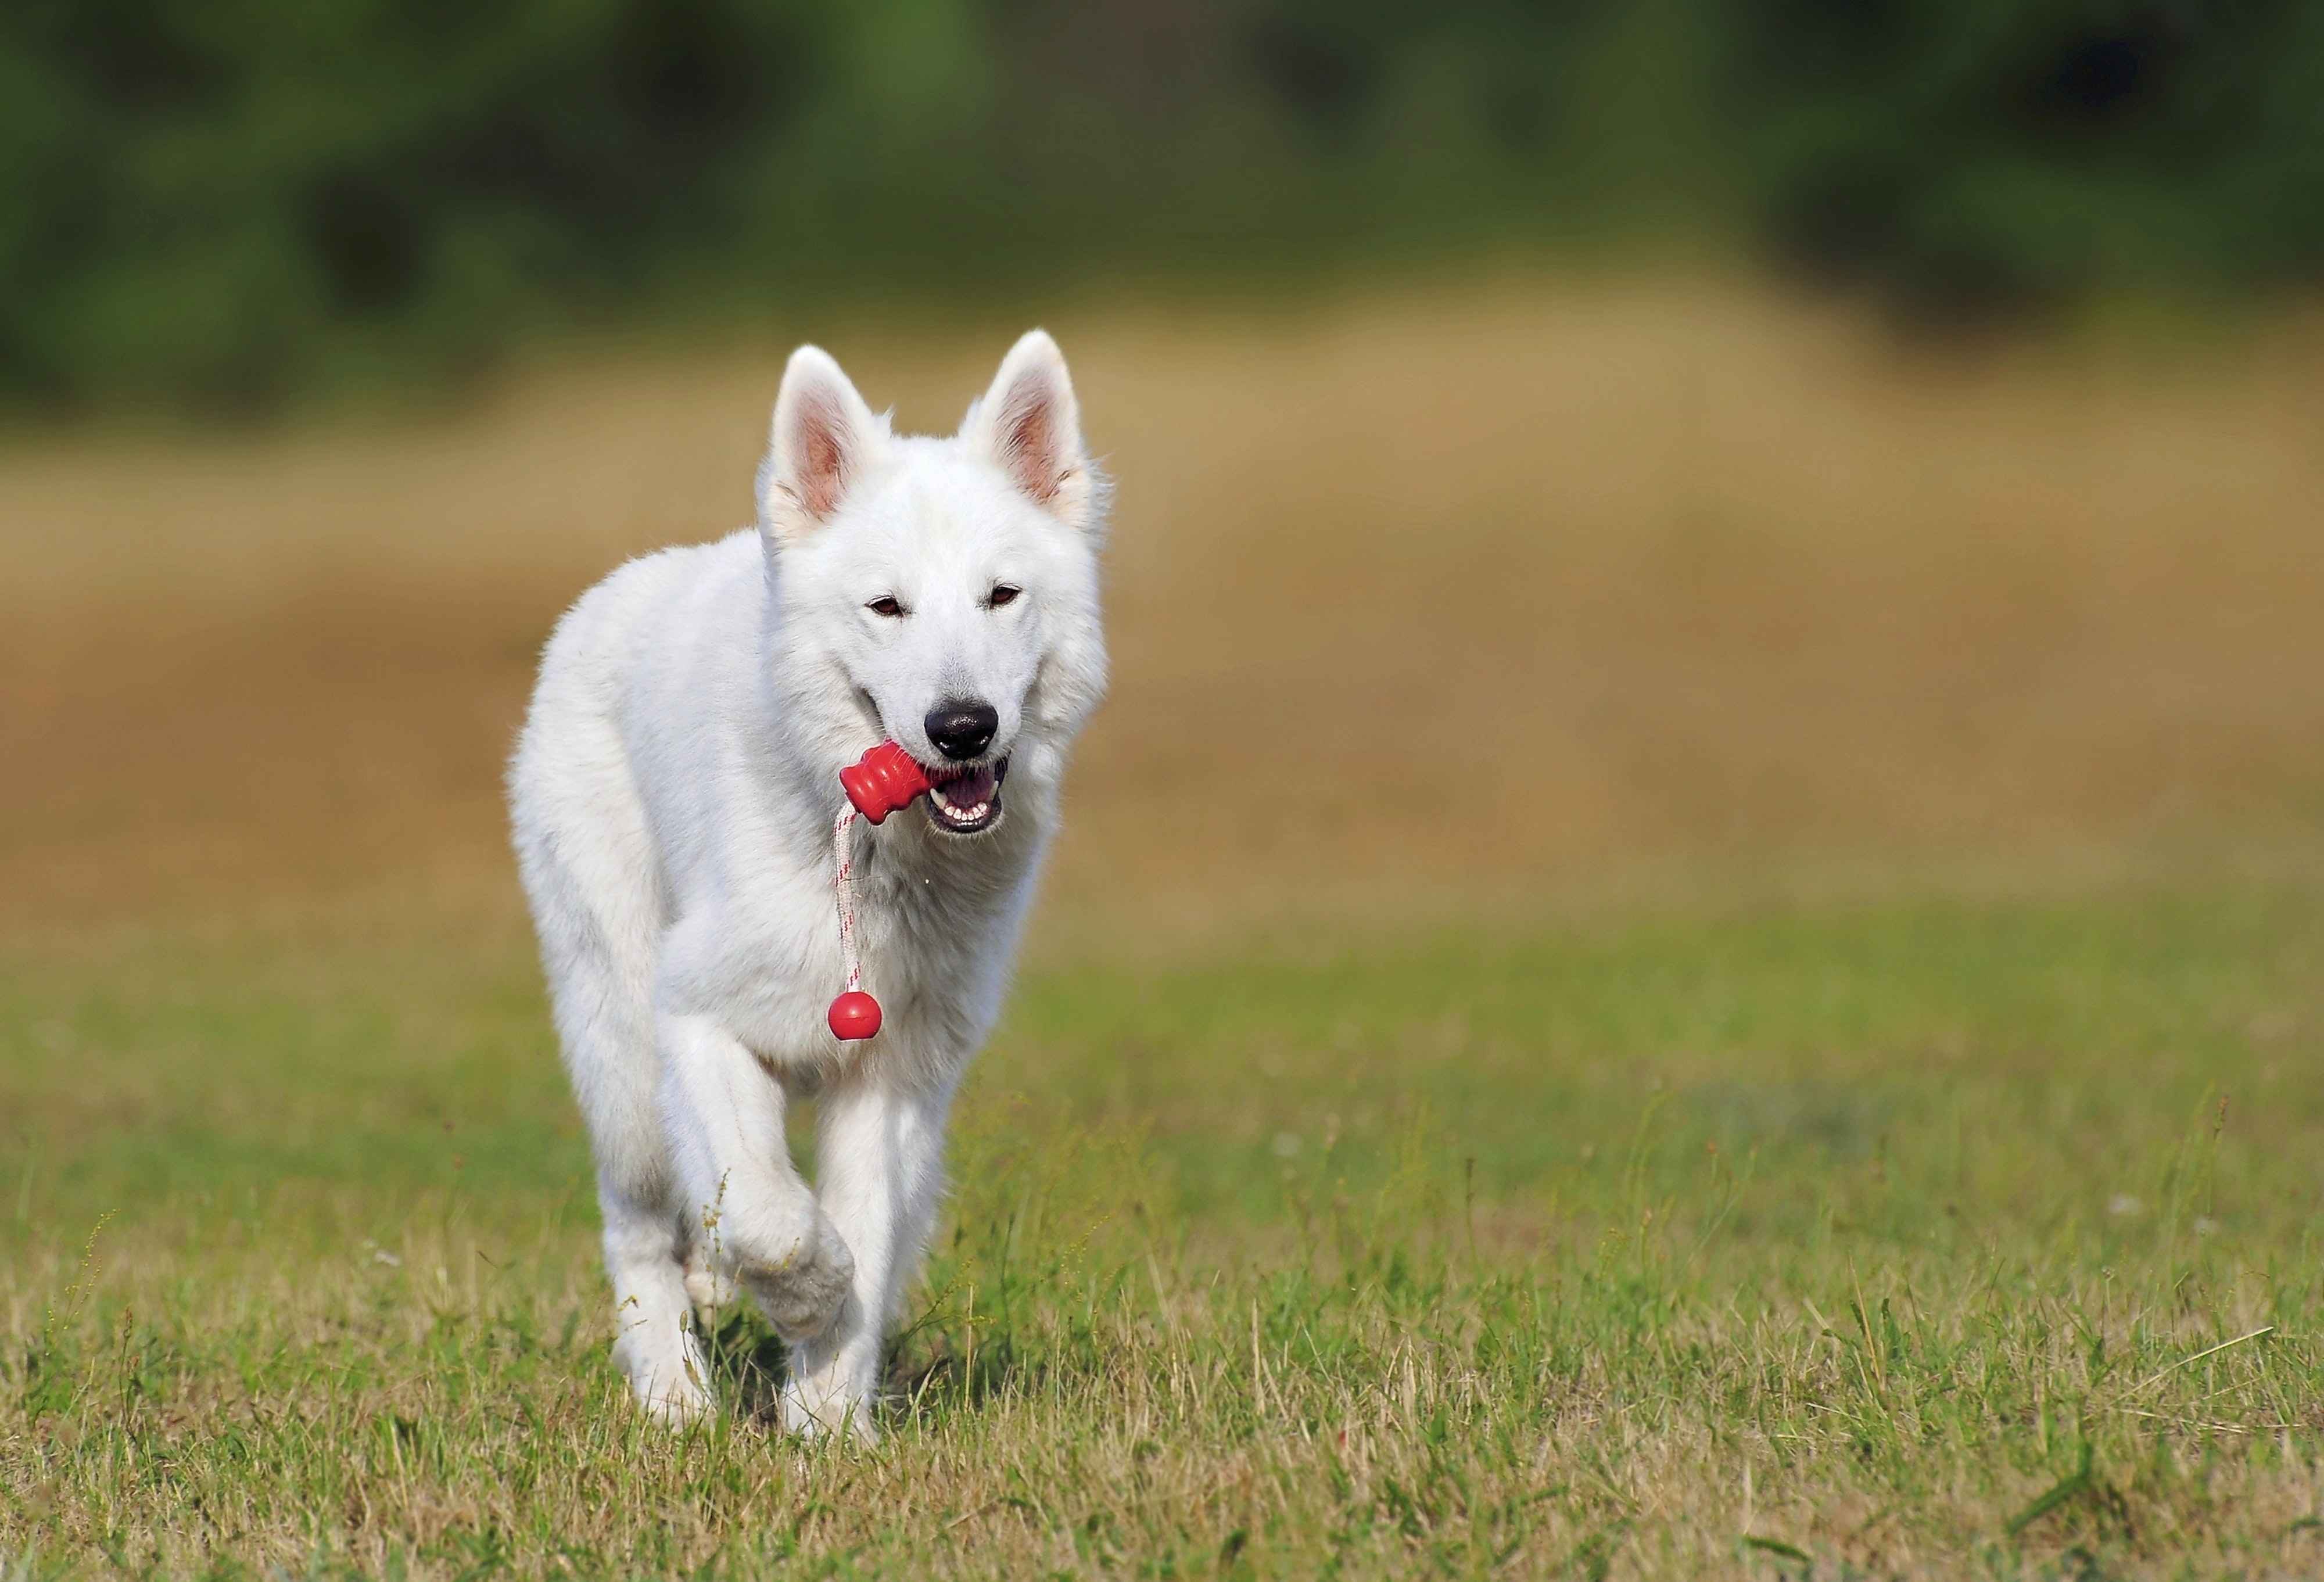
964 330 1094 528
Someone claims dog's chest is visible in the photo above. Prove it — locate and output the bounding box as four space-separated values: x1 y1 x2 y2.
705 828 1032 1076
860 852 1023 1020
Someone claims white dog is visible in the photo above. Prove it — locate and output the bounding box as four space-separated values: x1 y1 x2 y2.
508 332 1107 1435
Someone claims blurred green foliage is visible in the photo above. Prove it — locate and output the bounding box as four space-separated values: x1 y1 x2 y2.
2 0 2318 412
1737 0 2324 315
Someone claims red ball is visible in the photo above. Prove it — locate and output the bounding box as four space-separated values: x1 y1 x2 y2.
827 991 883 1041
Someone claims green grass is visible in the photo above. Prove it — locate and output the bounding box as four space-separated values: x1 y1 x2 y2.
5 881 2324 1577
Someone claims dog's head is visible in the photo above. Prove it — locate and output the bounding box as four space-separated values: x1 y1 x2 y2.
758 331 1108 838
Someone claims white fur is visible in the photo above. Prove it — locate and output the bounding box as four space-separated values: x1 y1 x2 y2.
508 332 1106 1436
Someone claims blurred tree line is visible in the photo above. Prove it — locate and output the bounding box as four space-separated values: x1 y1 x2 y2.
3 0 2320 412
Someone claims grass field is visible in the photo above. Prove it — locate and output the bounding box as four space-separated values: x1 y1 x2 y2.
5 278 2324 1576
6 885 2324 1577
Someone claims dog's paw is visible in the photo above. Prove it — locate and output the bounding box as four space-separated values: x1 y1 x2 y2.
682 1254 737 1319
736 1207 857 1343
612 1323 715 1427
780 1372 880 1443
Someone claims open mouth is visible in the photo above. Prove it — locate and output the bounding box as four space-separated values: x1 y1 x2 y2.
926 758 1007 835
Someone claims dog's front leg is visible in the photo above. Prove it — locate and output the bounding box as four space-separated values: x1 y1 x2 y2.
780 1074 954 1440
658 1013 856 1355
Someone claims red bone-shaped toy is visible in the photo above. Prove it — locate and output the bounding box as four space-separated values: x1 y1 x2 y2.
838 740 932 824
826 741 939 1041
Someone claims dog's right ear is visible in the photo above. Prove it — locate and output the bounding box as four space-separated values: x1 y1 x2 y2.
759 345 887 546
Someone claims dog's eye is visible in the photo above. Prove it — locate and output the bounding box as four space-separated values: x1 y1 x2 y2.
867 596 906 618
988 584 1022 608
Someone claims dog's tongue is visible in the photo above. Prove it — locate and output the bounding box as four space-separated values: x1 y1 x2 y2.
936 765 998 806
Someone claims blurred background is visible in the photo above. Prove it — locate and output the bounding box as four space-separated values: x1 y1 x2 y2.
12 0 2324 412
5 0 2324 942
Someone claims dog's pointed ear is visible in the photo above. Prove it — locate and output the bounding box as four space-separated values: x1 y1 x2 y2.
964 330 1094 528
760 345 886 545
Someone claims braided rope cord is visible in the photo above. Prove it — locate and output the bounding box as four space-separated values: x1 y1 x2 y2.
831 806 863 994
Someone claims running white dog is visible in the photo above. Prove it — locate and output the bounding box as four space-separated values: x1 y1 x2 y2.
508 332 1106 1436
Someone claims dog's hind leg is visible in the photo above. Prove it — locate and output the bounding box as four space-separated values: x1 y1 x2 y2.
780 1073 955 1441
559 947 713 1423
599 1174 712 1423
560 970 712 1423
513 737 708 1422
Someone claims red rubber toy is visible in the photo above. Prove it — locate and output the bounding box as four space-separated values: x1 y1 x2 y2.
839 740 932 824
827 990 883 1041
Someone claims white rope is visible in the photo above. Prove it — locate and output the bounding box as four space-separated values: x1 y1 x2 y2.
831 806 863 993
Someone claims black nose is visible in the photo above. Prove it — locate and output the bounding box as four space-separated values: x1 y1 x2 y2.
924 699 999 761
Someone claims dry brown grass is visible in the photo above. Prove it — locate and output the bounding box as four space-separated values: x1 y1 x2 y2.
5 275 2324 936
